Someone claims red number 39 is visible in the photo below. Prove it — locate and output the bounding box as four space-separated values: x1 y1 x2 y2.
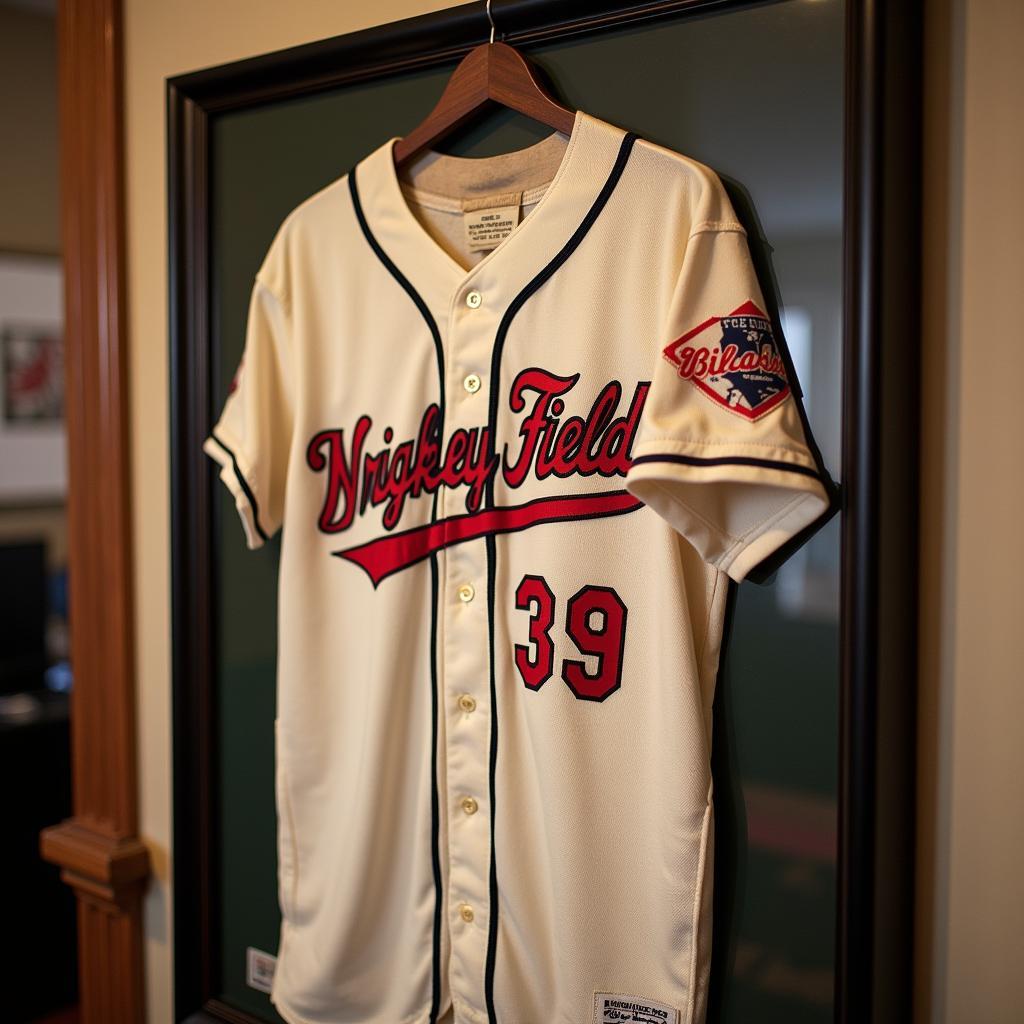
514 575 627 702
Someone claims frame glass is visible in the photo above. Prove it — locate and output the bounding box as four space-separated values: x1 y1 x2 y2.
170 3 921 1022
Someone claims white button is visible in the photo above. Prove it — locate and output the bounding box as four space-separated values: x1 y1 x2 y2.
463 373 482 394
459 903 475 923
466 290 482 309
461 796 479 815
457 583 475 603
458 693 477 713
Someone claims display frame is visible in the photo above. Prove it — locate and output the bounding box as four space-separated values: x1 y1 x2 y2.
168 2 922 1022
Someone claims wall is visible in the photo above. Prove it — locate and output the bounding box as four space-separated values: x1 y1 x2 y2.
121 0 1024 1021
121 4 460 1019
916 1 1024 1022
0 5 67 567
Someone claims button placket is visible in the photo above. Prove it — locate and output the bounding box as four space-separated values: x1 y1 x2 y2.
440 279 494 1012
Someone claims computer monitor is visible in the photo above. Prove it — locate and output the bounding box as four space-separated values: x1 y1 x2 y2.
0 539 48 694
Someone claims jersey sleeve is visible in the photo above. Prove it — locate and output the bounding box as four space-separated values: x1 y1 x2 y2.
202 271 295 550
624 180 831 582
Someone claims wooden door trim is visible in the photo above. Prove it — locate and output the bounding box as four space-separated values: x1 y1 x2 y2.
40 1 150 1021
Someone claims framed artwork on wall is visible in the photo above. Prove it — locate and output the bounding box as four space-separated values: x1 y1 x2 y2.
0 252 65 504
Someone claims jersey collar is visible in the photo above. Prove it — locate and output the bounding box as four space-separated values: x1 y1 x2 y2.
349 110 629 326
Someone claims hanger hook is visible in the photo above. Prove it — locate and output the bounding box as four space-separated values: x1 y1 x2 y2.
486 0 498 45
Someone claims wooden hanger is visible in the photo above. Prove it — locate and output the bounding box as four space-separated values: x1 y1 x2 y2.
392 0 577 169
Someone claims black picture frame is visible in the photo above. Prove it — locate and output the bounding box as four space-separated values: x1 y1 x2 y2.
168 2 922 1022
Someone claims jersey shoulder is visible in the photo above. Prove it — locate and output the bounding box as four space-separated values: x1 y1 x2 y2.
629 134 747 236
252 171 355 311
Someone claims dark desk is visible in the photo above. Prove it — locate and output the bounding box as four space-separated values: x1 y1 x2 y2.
1 690 78 1023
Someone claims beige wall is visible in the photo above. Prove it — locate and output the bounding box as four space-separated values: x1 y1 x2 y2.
916 1 1024 1022
122 3 460 1020
122 0 1024 1021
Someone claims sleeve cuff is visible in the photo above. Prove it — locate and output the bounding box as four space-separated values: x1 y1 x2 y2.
625 442 830 582
202 431 270 551
714 486 829 581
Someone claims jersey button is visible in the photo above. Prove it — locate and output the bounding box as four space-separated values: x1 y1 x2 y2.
458 693 477 713
457 582 475 603
463 372 482 394
465 290 483 309
461 796 479 815
459 903 475 923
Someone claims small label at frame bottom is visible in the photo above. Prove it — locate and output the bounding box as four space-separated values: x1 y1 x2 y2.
246 946 277 994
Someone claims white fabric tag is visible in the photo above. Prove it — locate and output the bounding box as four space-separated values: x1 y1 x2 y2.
246 946 276 993
594 991 679 1024
462 191 522 252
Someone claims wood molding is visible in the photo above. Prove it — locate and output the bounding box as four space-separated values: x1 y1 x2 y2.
41 822 149 910
40 0 150 1021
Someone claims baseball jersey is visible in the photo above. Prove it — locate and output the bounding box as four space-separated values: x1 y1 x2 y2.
203 109 831 1024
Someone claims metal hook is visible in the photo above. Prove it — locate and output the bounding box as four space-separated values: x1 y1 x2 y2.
486 0 498 44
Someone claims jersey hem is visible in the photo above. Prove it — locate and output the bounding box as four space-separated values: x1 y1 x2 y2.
269 993 443 1024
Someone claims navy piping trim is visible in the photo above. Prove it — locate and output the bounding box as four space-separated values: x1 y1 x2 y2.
484 132 639 475
208 431 269 543
482 130 639 1023
349 165 446 1024
629 452 824 480
484 529 499 1022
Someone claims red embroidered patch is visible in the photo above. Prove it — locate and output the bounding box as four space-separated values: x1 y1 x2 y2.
661 300 791 421
228 353 244 395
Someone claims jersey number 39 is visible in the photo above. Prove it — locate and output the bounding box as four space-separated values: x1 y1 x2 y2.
513 574 627 702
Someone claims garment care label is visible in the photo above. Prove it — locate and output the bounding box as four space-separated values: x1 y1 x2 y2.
594 991 679 1024
246 947 277 993
463 191 522 252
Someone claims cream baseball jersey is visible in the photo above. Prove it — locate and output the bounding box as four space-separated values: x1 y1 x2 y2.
202 109 831 1024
